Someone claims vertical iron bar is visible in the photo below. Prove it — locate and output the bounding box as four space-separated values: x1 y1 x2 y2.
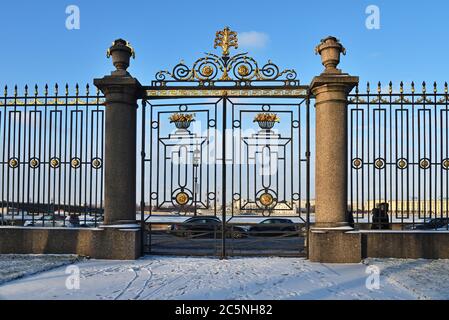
221 97 227 259
140 100 146 255
306 95 311 259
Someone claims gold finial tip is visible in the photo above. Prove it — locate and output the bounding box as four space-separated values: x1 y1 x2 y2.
214 26 238 57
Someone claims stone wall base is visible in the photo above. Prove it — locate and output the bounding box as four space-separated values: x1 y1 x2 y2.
361 231 449 259
309 229 362 263
0 227 141 260
309 229 449 263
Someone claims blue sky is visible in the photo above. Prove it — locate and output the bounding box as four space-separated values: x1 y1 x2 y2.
1 0 448 91
1 1 448 205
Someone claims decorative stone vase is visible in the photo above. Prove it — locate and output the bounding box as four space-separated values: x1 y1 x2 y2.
107 39 135 74
173 120 193 130
257 121 276 130
315 36 346 74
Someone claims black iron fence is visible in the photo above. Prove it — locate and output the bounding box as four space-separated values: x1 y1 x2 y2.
349 81 449 230
0 84 105 227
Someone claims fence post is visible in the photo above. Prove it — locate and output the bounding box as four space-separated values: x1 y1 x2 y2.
94 39 143 225
308 37 360 263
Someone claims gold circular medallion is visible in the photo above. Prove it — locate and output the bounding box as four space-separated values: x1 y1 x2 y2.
202 65 213 77
443 159 449 170
175 192 189 206
398 159 407 169
9 158 19 169
92 158 102 169
238 65 249 77
375 159 385 169
352 158 362 169
71 158 81 169
50 158 60 168
420 159 430 169
30 158 39 168
260 193 274 207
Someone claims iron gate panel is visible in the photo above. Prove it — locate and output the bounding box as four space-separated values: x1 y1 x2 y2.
140 96 311 256
139 27 312 257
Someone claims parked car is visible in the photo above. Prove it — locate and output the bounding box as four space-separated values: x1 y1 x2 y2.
412 218 449 230
436 224 449 231
248 218 298 236
170 217 247 239
24 215 64 227
65 214 104 228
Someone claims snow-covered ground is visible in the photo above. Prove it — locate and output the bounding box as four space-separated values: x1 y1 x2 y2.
0 254 80 286
1 255 447 300
364 258 449 300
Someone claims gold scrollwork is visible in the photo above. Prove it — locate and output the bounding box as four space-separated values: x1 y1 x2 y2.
153 27 298 86
145 88 307 98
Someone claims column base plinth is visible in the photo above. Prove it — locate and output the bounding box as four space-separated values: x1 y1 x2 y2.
309 228 361 263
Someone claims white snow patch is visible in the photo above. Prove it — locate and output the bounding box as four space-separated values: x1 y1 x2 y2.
0 256 421 300
0 254 80 286
364 258 449 300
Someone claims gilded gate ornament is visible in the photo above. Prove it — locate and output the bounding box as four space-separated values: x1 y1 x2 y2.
397 159 408 169
8 158 19 169
175 192 190 206
50 158 60 169
71 158 81 169
92 158 102 169
443 159 449 170
420 158 430 169
29 158 40 169
259 193 274 207
352 158 362 169
153 27 299 87
375 158 385 170
214 26 238 58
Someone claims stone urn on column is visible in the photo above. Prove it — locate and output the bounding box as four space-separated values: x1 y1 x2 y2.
315 36 346 74
94 39 143 226
107 39 136 76
309 36 360 263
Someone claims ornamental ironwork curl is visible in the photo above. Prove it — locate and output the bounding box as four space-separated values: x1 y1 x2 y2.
153 27 299 87
154 52 298 86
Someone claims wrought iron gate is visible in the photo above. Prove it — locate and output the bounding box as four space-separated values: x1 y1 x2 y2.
139 27 311 257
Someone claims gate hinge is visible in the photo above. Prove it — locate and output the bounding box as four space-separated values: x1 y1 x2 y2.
305 151 311 157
